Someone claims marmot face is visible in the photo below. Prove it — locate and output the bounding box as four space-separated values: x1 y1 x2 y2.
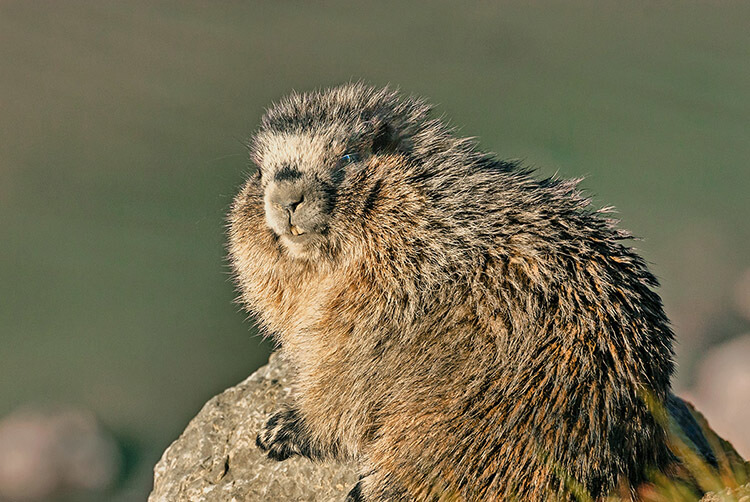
256 130 342 259
248 85 426 261
254 128 362 260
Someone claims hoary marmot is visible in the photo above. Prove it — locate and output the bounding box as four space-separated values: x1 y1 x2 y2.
229 83 701 500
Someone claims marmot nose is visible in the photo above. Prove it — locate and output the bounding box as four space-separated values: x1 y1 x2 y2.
273 186 304 215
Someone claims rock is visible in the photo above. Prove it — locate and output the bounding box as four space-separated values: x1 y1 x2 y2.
689 334 750 460
674 400 750 502
733 269 750 322
151 352 748 501
0 406 121 501
148 352 359 502
701 483 750 502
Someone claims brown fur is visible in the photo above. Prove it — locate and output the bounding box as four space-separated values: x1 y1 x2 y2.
228 84 678 500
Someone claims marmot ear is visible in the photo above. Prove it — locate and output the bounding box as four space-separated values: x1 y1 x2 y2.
370 120 399 154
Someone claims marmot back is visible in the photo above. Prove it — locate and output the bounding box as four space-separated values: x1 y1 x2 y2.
229 83 683 501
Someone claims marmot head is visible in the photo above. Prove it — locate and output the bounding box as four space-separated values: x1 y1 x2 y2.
249 83 431 259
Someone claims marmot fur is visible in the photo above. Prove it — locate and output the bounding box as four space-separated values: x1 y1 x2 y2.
229 84 687 500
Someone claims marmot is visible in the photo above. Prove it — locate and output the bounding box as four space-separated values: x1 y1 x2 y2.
228 84 711 500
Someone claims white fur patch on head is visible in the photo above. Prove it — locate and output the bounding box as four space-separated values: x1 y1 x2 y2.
259 132 337 180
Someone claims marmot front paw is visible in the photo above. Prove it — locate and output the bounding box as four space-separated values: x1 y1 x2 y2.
256 408 311 461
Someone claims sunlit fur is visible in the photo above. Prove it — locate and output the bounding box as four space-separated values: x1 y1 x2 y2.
228 83 676 501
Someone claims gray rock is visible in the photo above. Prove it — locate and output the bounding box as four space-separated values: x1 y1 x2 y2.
0 406 121 501
701 484 750 502
689 334 750 460
151 352 749 501
733 269 750 322
149 352 359 502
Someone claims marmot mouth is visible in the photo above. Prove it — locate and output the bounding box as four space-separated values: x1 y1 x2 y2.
282 227 317 242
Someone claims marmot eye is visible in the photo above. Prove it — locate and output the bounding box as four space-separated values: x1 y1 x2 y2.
340 153 359 165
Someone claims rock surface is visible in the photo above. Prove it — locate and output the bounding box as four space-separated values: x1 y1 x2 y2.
149 352 359 502
151 353 748 502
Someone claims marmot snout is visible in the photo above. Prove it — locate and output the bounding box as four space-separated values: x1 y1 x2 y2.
229 83 713 501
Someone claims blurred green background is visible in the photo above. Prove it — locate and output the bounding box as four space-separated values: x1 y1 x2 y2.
1 1 748 499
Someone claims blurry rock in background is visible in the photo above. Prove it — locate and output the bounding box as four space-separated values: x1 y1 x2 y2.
733 269 750 323
688 334 750 460
0 406 121 501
